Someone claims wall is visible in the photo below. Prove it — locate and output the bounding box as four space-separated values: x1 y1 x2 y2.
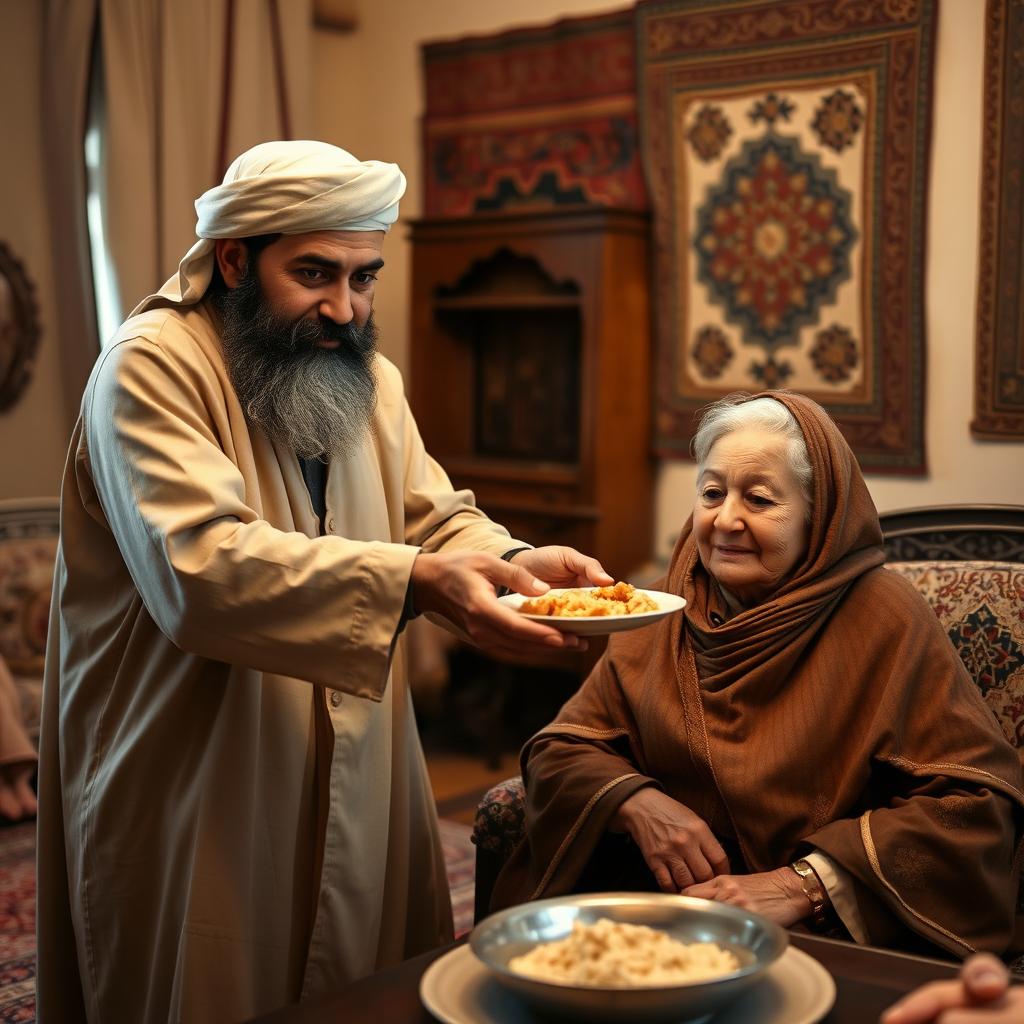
0 0 72 500
0 3 1018 531
314 0 1024 561
311 0 629 370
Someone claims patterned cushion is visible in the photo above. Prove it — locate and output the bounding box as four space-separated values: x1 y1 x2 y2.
0 500 59 741
0 535 55 676
886 560 1024 922
885 562 1024 749
472 776 525 858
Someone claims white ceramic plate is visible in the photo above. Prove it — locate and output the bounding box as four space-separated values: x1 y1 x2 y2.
420 944 835 1024
498 588 686 636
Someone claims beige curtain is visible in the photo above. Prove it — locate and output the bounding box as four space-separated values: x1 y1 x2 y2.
42 0 312 415
41 0 102 422
100 0 313 314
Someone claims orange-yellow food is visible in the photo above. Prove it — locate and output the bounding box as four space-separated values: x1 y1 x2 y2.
520 582 657 618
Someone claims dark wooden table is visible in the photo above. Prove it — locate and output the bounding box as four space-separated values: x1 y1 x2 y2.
250 933 977 1023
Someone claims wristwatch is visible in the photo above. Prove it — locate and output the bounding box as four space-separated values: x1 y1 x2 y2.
790 858 830 930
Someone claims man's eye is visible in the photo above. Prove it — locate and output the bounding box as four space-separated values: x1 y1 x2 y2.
352 272 378 286
298 268 327 283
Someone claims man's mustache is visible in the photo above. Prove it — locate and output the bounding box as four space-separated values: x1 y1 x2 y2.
287 316 366 350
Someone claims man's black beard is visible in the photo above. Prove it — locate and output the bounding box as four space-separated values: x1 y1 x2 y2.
215 265 379 462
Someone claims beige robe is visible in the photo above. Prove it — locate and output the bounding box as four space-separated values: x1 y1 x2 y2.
36 301 520 1022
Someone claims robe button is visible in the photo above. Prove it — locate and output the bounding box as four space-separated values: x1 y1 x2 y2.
327 517 336 533
330 690 343 708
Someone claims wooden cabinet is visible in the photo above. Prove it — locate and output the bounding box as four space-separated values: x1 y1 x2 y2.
408 206 655 616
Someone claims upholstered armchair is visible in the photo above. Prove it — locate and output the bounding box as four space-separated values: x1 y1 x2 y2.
0 498 60 746
471 504 1024 930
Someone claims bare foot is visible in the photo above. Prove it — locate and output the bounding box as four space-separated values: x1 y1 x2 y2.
0 764 36 821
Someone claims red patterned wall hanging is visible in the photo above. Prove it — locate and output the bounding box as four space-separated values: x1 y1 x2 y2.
973 0 1024 441
638 0 937 474
421 9 647 216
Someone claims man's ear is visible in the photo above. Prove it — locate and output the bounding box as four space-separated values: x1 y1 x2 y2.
215 238 249 288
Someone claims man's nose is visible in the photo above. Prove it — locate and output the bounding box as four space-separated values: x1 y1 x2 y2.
318 283 354 324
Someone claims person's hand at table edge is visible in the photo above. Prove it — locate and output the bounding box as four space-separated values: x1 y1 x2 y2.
880 952 1021 1024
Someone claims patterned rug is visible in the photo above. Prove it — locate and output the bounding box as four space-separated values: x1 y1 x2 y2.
0 822 34 1023
0 817 475 1022
438 818 476 939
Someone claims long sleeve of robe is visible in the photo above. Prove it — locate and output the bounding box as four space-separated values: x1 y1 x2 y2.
36 301 522 1023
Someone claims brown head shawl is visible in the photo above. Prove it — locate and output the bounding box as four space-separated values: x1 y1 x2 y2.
493 392 1024 957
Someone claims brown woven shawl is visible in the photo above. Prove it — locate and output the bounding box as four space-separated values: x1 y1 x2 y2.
494 393 1024 956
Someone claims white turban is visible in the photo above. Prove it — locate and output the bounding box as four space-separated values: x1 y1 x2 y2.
131 140 407 315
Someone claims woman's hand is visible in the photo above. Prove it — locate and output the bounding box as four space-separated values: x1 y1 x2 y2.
610 788 729 891
0 763 36 821
880 953 1022 1024
507 547 614 589
683 867 811 927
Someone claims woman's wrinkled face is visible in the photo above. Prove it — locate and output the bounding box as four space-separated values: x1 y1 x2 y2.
694 428 811 607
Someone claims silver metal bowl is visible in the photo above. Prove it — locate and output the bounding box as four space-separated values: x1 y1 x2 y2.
469 892 788 1022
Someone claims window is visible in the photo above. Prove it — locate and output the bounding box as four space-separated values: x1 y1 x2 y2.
84 33 122 348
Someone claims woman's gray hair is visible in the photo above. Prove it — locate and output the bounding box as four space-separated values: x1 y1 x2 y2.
692 394 813 506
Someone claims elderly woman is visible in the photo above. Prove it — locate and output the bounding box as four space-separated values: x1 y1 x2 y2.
493 392 1024 957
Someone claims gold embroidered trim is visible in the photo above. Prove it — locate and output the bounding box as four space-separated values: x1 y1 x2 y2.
859 811 976 955
885 755 1024 804
531 773 641 900
546 724 634 741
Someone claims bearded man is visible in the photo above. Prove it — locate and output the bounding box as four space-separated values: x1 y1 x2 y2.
36 141 610 1023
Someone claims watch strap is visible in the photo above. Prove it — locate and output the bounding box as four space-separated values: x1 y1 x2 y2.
791 857 831 930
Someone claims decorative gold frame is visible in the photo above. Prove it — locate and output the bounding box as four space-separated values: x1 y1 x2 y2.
0 241 41 413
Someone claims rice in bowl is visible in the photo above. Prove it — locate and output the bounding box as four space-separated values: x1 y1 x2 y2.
508 918 740 987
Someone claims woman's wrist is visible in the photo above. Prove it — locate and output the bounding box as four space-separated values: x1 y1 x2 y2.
608 785 660 835
608 793 638 834
789 859 832 928
778 865 814 920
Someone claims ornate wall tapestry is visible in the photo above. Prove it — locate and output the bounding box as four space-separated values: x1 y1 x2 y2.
638 0 937 473
421 10 647 216
973 0 1024 440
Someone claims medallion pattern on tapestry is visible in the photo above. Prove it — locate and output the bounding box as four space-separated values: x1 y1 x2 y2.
681 87 865 398
693 134 857 347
